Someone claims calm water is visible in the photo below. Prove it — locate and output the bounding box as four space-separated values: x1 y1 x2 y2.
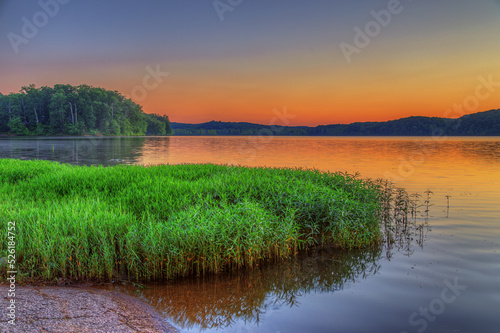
1 136 499 333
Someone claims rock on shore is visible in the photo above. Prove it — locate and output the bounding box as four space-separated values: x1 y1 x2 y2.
0 286 177 333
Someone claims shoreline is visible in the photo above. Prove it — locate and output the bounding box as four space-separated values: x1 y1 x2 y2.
0 284 177 333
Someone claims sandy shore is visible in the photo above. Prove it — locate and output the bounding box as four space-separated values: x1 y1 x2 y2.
0 285 178 333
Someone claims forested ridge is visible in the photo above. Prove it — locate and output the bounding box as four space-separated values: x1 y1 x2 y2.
2 84 498 137
0 84 172 136
172 109 500 136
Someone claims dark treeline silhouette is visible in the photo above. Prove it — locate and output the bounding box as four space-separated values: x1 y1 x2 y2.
0 84 172 136
171 109 500 136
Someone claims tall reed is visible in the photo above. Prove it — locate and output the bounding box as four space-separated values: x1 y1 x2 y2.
0 159 414 282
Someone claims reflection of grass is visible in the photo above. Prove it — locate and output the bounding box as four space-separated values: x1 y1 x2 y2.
376 180 431 255
109 228 426 331
108 247 384 330
1 159 403 282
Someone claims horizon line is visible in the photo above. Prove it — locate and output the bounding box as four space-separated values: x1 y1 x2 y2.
168 108 498 127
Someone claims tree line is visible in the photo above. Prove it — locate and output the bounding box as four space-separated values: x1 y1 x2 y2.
0 84 172 136
171 110 500 136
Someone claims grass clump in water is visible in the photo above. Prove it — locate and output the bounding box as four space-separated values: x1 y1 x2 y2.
0 159 396 282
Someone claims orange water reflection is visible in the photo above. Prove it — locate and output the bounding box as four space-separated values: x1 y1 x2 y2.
4 136 498 332
139 136 500 195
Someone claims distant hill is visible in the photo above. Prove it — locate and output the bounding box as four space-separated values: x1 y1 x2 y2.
171 109 500 136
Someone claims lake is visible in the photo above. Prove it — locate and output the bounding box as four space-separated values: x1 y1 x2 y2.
1 136 499 333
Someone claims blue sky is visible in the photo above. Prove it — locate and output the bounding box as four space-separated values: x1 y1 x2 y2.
1 0 499 125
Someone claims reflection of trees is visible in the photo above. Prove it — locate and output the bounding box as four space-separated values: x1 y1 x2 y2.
405 139 500 163
455 140 500 162
0 137 149 166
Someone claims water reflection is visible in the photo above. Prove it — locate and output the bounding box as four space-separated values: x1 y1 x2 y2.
1 136 499 171
0 137 151 166
453 139 500 162
3 136 497 332
105 248 382 330
100 185 432 332
103 223 429 331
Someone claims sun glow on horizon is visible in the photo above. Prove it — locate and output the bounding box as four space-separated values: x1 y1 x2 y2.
1 1 499 126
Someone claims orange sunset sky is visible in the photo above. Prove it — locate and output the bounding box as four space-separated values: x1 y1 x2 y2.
1 0 500 126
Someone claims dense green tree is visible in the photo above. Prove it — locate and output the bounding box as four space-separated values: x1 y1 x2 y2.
7 116 29 135
0 84 172 136
144 113 173 136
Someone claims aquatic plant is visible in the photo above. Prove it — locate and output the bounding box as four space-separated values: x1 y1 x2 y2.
0 159 415 282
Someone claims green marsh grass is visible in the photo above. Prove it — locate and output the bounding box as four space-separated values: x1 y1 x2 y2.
0 159 406 282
